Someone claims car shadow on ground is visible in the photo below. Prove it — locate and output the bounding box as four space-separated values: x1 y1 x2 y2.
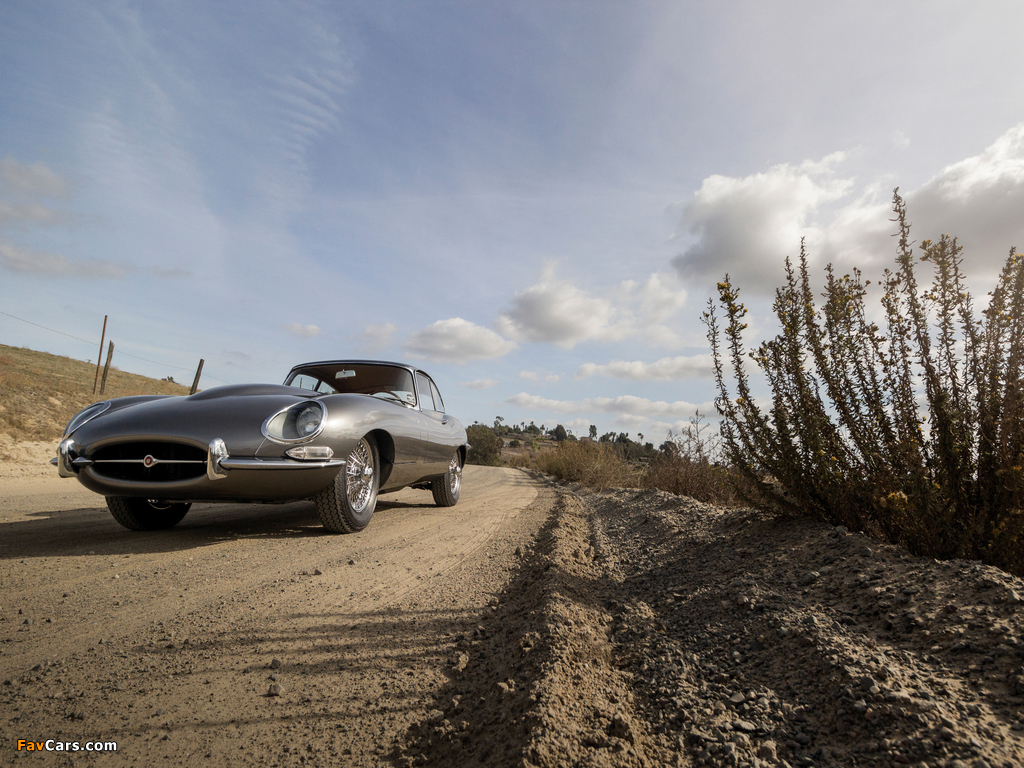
0 496 436 560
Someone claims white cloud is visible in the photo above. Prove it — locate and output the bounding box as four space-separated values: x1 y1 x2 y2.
282 323 321 338
461 379 498 390
496 265 688 349
405 318 517 363
506 392 713 421
0 242 133 278
349 322 397 354
496 264 621 348
519 370 559 383
674 124 1024 294
0 158 70 198
575 354 715 381
672 152 852 289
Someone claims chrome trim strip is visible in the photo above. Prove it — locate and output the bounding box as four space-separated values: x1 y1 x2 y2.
63 401 111 438
260 400 327 445
219 458 345 470
91 459 204 464
72 457 94 466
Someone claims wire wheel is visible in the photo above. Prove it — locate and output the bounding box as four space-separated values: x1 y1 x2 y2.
447 455 461 496
345 438 375 514
431 452 462 507
314 436 380 533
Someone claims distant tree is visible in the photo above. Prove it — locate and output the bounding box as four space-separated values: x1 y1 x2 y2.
589 424 597 439
549 424 568 442
466 424 502 466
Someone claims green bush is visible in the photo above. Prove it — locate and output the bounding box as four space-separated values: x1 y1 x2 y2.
466 424 502 466
704 189 1024 574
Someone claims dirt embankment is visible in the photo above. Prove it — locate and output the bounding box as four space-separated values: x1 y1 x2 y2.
3 467 1024 767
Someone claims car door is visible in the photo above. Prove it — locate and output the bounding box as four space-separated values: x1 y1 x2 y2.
415 372 459 474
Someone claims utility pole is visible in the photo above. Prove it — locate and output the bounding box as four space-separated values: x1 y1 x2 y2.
92 315 108 394
190 359 205 395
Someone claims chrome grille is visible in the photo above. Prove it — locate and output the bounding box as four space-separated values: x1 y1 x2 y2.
90 442 207 482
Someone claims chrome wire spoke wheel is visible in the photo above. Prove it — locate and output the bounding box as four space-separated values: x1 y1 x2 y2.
448 455 461 496
345 438 375 513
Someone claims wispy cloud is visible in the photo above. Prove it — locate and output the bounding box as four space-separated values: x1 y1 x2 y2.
282 323 321 338
461 378 498 390
0 242 133 278
348 322 397 354
575 354 715 381
506 392 713 421
0 158 70 198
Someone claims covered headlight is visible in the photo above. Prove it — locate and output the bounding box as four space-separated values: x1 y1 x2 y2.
63 401 110 437
262 401 326 443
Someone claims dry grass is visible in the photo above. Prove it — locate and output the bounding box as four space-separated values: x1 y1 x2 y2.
533 441 641 490
0 343 191 446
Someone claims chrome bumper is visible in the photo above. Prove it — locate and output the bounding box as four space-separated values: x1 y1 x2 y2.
54 437 344 479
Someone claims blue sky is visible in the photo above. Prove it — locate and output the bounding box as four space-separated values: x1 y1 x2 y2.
3 1 1024 441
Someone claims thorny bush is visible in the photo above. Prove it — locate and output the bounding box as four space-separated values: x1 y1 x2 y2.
704 190 1024 575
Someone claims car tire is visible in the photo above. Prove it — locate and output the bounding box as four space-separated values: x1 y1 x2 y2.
431 453 462 507
105 497 191 531
314 436 379 533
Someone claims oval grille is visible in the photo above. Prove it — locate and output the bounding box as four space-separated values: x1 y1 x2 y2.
90 442 207 482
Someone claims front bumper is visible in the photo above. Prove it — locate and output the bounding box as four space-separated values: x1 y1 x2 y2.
53 437 346 502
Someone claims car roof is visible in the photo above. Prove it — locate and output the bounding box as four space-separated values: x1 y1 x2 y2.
287 360 426 376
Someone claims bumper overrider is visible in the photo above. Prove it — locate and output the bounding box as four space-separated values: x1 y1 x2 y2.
53 437 346 502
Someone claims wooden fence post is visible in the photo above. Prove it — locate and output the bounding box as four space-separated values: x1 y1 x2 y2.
190 359 204 395
99 341 114 396
92 315 108 394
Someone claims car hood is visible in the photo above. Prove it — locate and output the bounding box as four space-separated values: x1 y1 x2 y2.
70 384 318 454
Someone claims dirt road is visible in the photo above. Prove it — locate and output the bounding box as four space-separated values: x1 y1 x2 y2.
5 463 1024 768
1 465 553 766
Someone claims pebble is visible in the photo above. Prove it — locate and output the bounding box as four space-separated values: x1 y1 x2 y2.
268 683 284 696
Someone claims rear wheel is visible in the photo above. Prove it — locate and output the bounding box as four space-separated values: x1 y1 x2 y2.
431 453 462 507
105 497 191 531
313 436 379 533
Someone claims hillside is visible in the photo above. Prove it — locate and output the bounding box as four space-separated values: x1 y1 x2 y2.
0 343 191 465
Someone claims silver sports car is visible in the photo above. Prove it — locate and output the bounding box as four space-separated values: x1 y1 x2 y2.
52 360 469 533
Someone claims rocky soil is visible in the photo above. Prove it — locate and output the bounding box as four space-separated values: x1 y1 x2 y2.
397 479 1024 768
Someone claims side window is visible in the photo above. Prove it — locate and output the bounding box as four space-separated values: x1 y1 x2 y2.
429 380 444 412
416 373 436 411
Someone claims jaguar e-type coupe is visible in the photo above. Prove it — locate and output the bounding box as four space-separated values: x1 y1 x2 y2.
52 360 469 534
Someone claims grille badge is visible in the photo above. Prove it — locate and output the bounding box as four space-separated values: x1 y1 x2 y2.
143 455 157 467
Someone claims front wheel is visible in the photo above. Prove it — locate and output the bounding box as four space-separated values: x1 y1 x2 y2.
313 436 380 533
105 497 191 531
431 453 462 507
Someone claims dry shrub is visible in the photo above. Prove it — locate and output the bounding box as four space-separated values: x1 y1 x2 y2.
506 452 533 469
534 440 638 490
705 190 1024 575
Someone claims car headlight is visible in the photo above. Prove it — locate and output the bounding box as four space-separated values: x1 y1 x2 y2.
262 401 326 443
63 401 111 437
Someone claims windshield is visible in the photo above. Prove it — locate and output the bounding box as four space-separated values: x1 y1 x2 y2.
284 363 417 406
